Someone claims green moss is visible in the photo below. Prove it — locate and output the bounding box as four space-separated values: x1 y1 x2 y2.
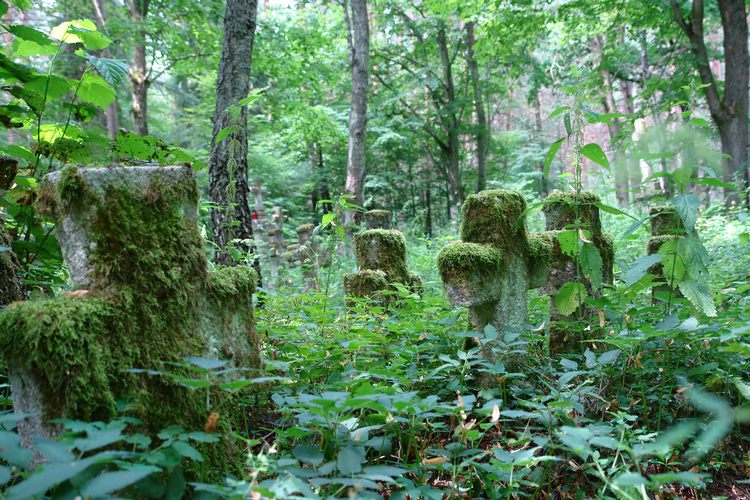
0 168 253 480
343 269 388 300
460 189 528 252
365 210 390 217
437 241 503 283
207 266 258 301
647 235 677 256
354 229 408 281
296 223 315 234
406 271 424 296
542 190 602 234
526 232 552 289
649 206 685 236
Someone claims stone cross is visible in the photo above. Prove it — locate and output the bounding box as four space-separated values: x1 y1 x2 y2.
437 190 551 366
0 165 261 456
647 206 686 300
344 211 422 305
364 209 392 229
540 191 614 355
249 178 267 230
266 206 286 283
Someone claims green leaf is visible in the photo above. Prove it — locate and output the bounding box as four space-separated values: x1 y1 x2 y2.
7 25 52 46
77 72 115 109
337 446 363 475
9 0 30 10
678 279 716 317
658 238 685 284
547 105 569 120
555 282 588 316
83 53 128 85
556 230 577 257
6 458 95 498
580 143 609 171
673 194 699 231
543 137 565 178
215 126 235 144
80 465 160 497
692 177 733 189
623 254 662 286
12 38 58 57
23 75 72 100
293 444 324 465
579 242 602 291
172 441 203 461
183 356 227 371
563 113 572 135
0 2 7 16
69 25 111 50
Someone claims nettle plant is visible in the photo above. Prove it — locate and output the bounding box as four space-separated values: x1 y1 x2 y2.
0 11 199 288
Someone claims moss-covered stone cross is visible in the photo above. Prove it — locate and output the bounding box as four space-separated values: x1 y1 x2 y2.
0 165 262 469
343 210 422 304
437 190 551 361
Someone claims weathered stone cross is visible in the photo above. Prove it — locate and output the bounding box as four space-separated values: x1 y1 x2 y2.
0 165 262 452
437 190 551 364
343 210 422 304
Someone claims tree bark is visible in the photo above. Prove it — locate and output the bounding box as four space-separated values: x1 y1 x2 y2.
437 24 463 208
127 0 150 136
465 22 487 193
343 0 369 226
594 36 629 206
670 0 749 207
208 0 260 273
92 0 119 139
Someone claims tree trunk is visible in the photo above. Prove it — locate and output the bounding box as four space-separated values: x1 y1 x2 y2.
208 0 260 274
92 0 119 139
595 36 629 206
532 92 548 196
437 25 463 209
127 0 149 136
343 0 369 226
465 22 487 193
670 0 749 207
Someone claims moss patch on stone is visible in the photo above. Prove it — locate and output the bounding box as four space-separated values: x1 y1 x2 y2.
437 242 503 283
364 210 392 229
0 166 254 480
460 189 528 251
353 229 408 281
526 232 552 289
649 206 685 236
296 223 315 234
343 269 388 300
542 190 602 234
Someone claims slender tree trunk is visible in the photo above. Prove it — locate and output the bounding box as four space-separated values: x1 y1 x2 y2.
532 92 548 196
343 0 369 226
595 36 629 206
437 25 463 209
127 0 150 136
92 0 119 139
424 156 433 238
208 0 260 274
465 22 487 193
670 0 749 207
